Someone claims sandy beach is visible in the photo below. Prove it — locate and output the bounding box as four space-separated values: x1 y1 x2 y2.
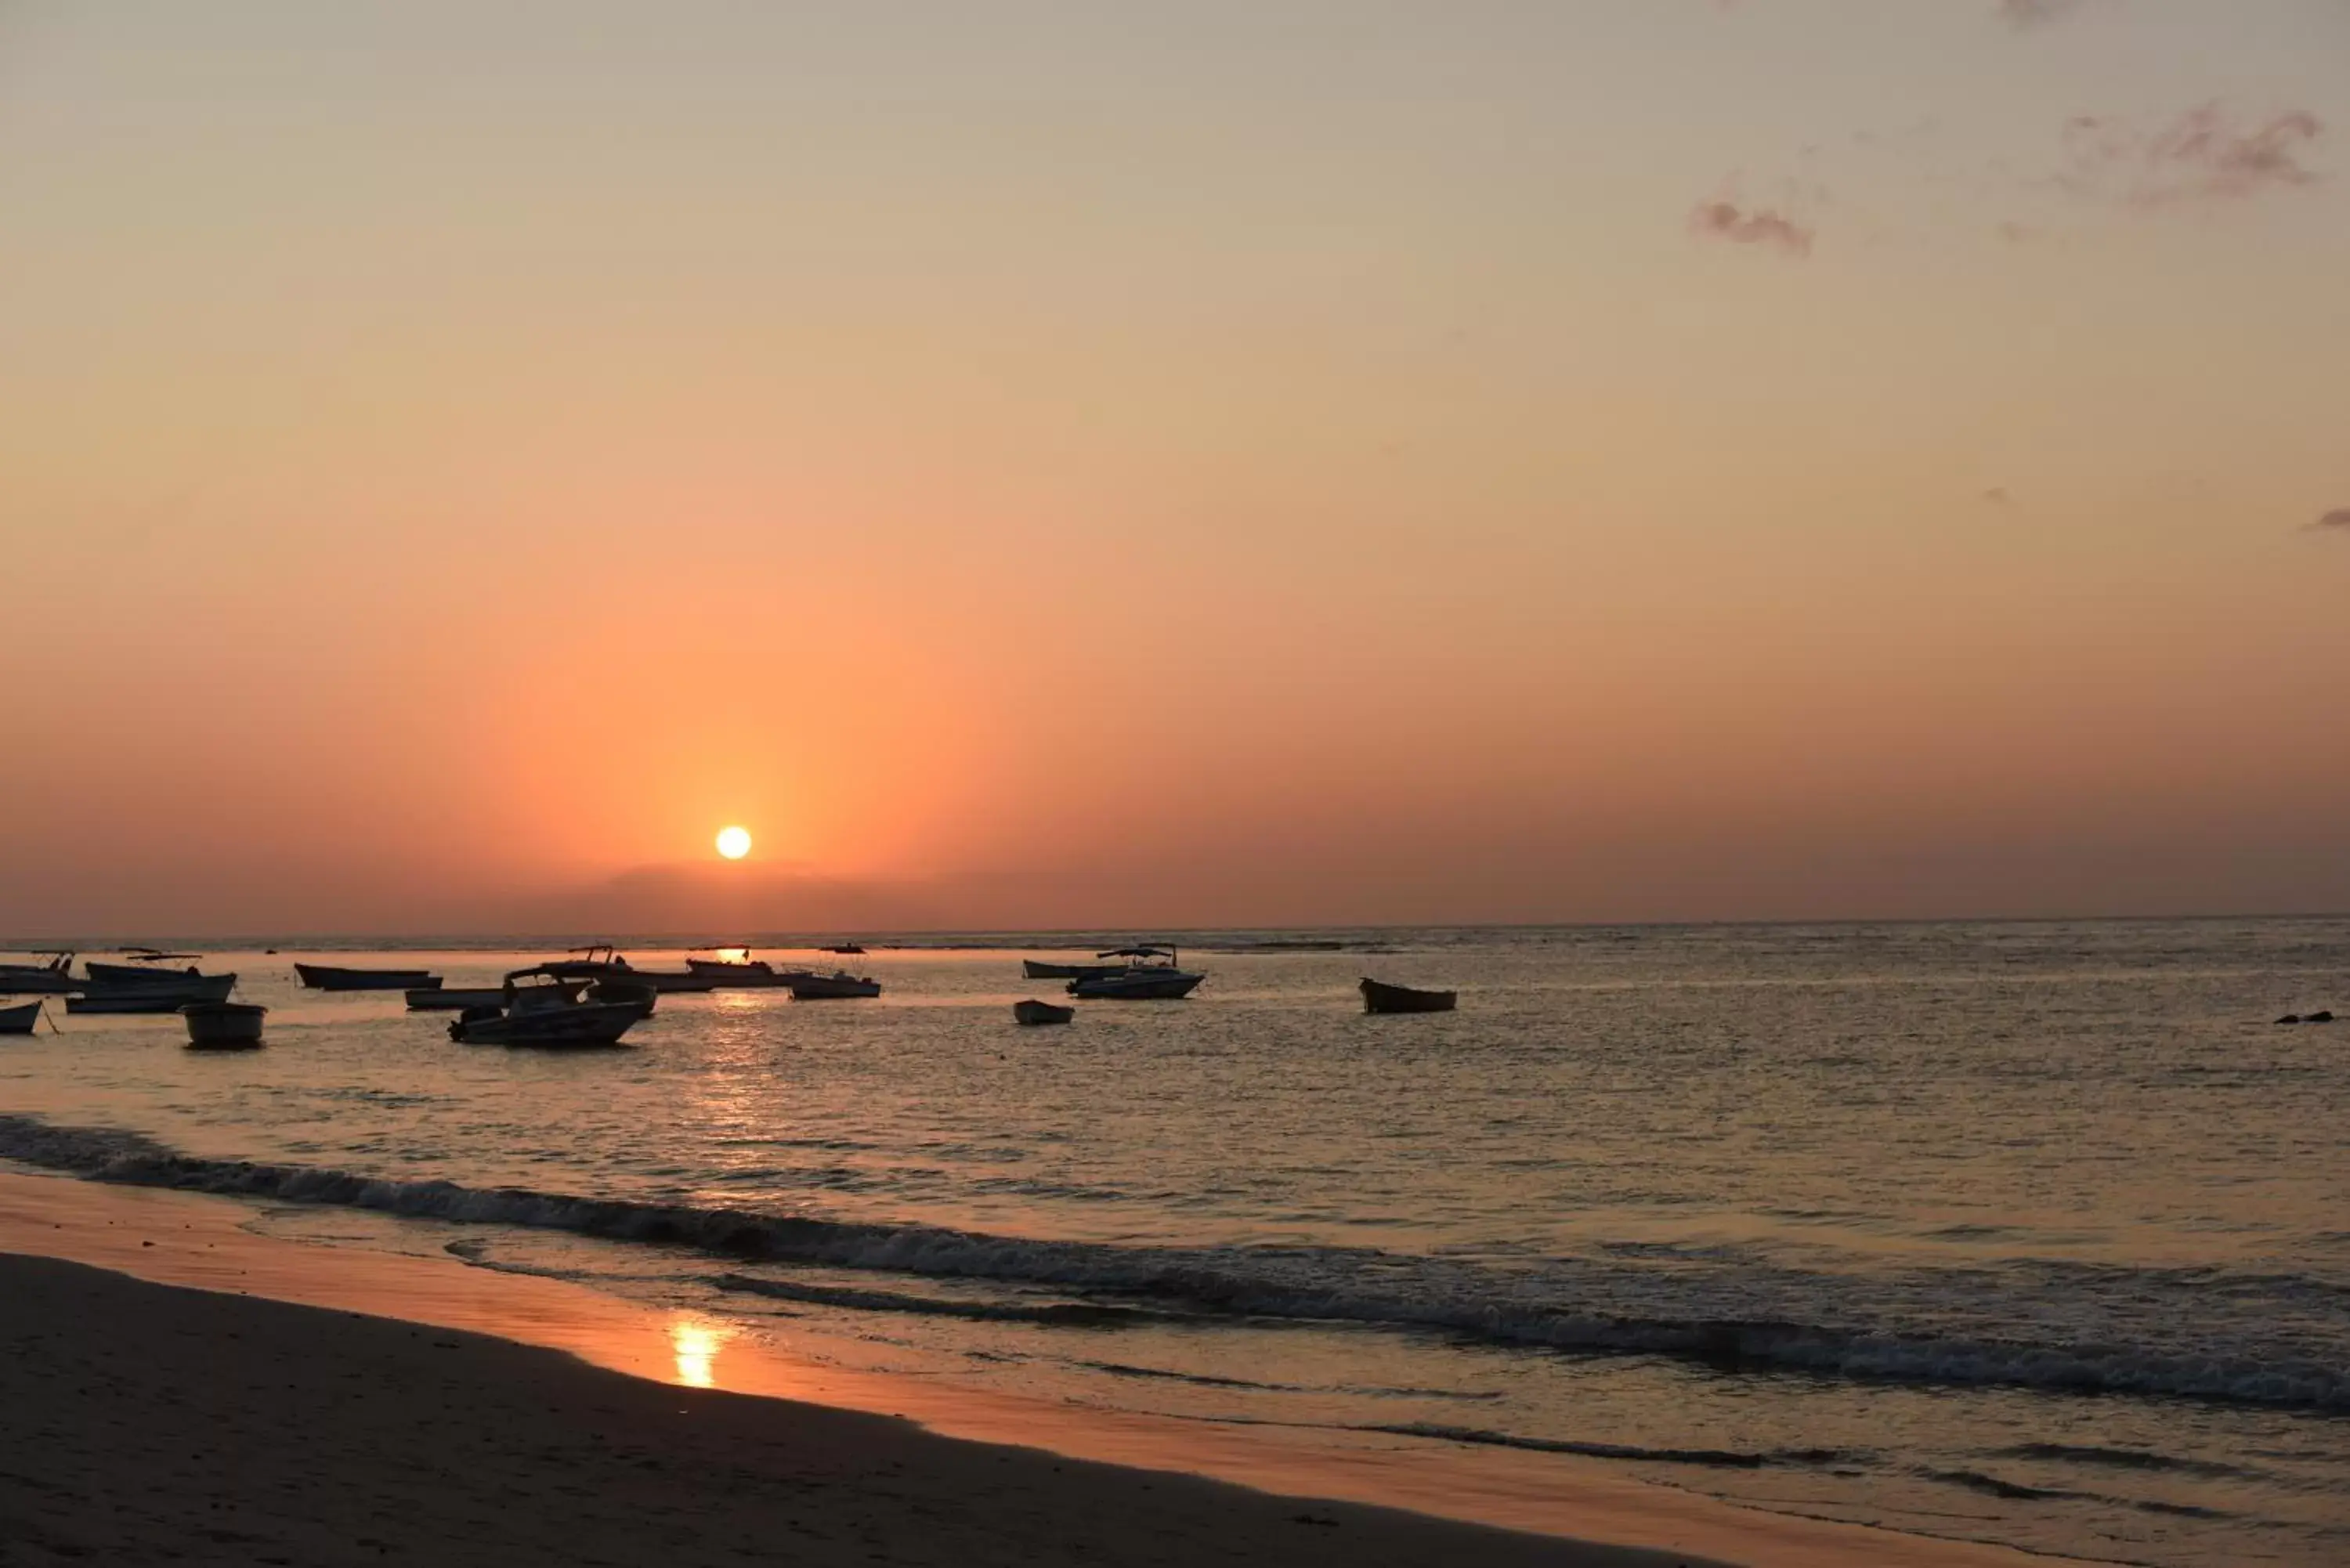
0 1170 2058 1568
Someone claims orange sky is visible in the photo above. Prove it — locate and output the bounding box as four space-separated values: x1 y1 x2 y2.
4 2 2347 935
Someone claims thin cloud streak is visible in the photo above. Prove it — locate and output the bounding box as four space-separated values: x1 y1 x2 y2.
2310 508 2350 533
1687 198 1814 256
1995 0 2088 28
2062 104 2326 207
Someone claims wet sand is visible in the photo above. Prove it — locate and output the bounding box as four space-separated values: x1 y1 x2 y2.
0 1171 2046 1566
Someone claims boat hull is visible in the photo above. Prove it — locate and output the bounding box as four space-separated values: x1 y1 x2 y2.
181 1002 266 1049
296 963 443 992
1067 970 1203 1000
85 960 230 988
1360 977 1456 1014
407 985 569 1012
788 974 882 999
1013 999 1075 1025
450 1002 642 1047
0 1001 40 1035
0 966 78 995
67 974 240 1012
1022 959 1128 981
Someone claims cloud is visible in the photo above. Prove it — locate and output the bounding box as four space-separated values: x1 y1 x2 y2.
1687 198 1813 256
2063 104 2326 206
2309 508 2350 533
1996 0 2086 26
1981 487 2014 507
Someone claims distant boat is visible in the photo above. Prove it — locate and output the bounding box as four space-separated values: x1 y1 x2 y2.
822 943 866 955
449 966 645 1047
0 952 79 994
1067 947 1204 1000
788 970 882 1000
1013 999 1075 1026
180 1001 266 1050
67 974 239 1012
0 1000 41 1035
682 950 797 988
1359 977 1456 1014
295 962 443 992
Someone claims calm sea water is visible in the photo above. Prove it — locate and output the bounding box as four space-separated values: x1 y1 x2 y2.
3 920 2346 1565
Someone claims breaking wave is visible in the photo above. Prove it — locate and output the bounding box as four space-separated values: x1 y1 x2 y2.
4 1112 2345 1413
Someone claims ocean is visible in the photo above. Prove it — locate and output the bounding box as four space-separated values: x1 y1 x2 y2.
2 919 2345 1565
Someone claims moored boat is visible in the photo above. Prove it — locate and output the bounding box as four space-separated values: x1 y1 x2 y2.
1359 977 1457 1014
180 1001 266 1049
1013 999 1075 1026
0 1000 42 1035
0 953 80 994
85 955 219 986
407 983 584 1012
1066 946 1204 1000
682 949 796 988
449 966 645 1047
67 974 240 1012
1023 959 1130 981
788 970 882 1000
295 963 443 992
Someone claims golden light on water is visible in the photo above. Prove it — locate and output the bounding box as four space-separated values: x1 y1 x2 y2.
670 1317 726 1388
715 825 752 861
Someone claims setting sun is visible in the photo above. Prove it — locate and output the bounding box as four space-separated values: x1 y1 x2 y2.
714 826 752 861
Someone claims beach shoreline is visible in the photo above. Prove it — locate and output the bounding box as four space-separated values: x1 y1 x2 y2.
0 1168 2054 1566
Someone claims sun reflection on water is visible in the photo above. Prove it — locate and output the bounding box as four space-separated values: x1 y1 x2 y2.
670 1317 728 1388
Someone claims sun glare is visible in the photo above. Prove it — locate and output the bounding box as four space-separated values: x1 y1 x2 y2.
715 825 752 860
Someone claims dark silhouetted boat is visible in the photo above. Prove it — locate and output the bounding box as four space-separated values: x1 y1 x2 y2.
1023 959 1130 981
788 970 882 999
1360 977 1456 1014
296 962 443 992
0 952 79 994
0 1000 41 1035
67 973 240 1012
1068 947 1204 1000
181 1001 266 1049
449 966 645 1047
1013 999 1075 1026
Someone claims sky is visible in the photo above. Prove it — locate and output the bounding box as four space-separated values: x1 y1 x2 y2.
3 1 2347 936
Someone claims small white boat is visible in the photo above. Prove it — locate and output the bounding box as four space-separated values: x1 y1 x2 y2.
1067 946 1204 1000
1013 999 1075 1026
0 1000 42 1035
180 1001 266 1050
788 970 882 999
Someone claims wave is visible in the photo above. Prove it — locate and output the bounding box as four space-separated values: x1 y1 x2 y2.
1361 1422 1847 1470
4 1112 2346 1413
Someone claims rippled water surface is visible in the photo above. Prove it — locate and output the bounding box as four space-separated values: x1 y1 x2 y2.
4 920 2347 1564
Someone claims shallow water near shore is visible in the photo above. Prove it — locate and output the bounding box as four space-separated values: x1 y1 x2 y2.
3 919 2347 1565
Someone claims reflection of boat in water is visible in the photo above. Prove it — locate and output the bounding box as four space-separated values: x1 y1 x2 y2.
0 952 79 994
1359 977 1456 1014
1013 999 1074 1026
0 1000 42 1035
181 1001 266 1049
296 962 443 992
67 974 240 1012
1067 947 1204 1000
788 970 881 1000
450 966 646 1047
1022 958 1130 981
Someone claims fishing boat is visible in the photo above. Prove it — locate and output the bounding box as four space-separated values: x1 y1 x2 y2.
822 943 866 955
1022 959 1130 981
1013 999 1075 1026
682 949 796 988
295 962 443 992
67 974 240 1012
180 1001 266 1049
0 1000 41 1035
448 966 645 1047
787 970 882 1000
0 953 80 994
1067 947 1204 1000
1359 977 1457 1014
85 952 215 986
